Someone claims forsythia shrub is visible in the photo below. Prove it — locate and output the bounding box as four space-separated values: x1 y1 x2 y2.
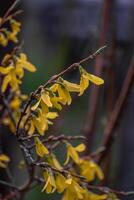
0 1 122 200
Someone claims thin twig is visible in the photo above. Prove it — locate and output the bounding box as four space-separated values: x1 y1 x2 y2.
0 180 19 190
0 92 16 127
25 135 86 149
97 56 134 163
0 0 21 28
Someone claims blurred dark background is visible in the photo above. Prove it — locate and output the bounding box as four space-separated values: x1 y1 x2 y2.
0 0 134 199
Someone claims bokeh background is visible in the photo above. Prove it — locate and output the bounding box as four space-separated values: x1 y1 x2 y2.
0 0 134 199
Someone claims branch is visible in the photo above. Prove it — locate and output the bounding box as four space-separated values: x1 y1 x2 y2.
16 46 106 136
0 0 21 28
0 180 19 190
87 185 134 197
83 0 114 152
97 56 134 163
23 135 86 149
0 92 16 128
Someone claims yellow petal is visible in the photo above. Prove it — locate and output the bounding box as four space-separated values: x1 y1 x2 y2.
22 61 36 72
2 75 11 92
28 121 35 136
55 173 66 193
35 137 49 157
46 112 58 119
94 164 104 180
33 116 47 135
2 54 11 65
86 73 104 85
50 83 59 92
65 144 80 164
20 53 27 61
69 146 81 164
65 178 72 185
63 80 80 92
0 33 8 46
74 143 86 152
42 175 50 192
0 154 10 162
58 86 72 105
0 154 10 168
8 31 18 43
17 53 36 72
64 151 70 165
41 92 52 107
15 66 24 78
31 98 41 111
10 98 21 109
48 154 62 170
79 74 89 96
0 66 14 74
50 96 63 110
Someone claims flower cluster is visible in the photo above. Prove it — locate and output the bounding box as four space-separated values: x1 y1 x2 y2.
0 52 36 131
26 67 104 136
0 17 21 46
35 139 107 200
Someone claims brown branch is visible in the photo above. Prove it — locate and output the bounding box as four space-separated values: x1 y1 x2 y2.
0 180 19 190
0 0 21 28
87 185 134 197
83 0 114 152
0 92 16 128
97 56 134 163
25 135 86 149
16 46 106 136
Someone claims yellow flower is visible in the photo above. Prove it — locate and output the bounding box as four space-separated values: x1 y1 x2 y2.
42 171 56 193
79 159 104 182
0 154 10 168
47 154 62 170
31 91 52 111
10 91 27 110
2 54 12 65
0 33 8 46
0 53 36 92
0 66 17 92
79 67 104 96
50 83 72 105
35 137 49 157
63 80 80 92
10 18 21 33
32 110 48 135
10 97 21 110
55 173 67 193
7 31 18 43
50 96 64 110
0 18 20 46
32 109 58 135
27 120 35 136
63 178 85 200
16 53 36 72
64 143 86 165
